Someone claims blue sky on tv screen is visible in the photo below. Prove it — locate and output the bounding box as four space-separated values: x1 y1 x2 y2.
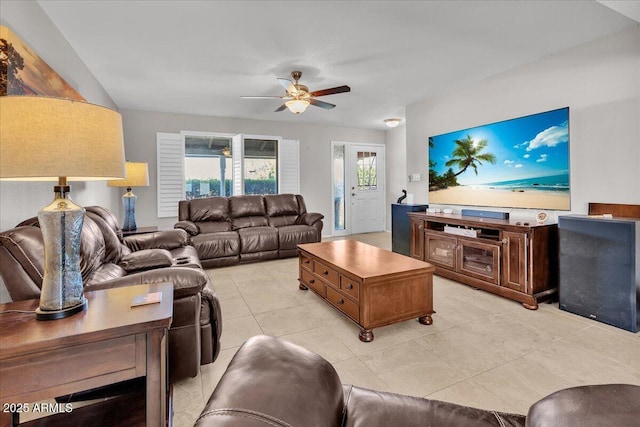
430 108 569 186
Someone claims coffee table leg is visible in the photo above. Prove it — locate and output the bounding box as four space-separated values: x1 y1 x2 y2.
359 328 374 342
299 283 308 290
418 314 433 325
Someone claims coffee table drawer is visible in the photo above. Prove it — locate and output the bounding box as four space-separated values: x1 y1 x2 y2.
340 276 360 301
326 287 359 322
301 269 326 297
314 261 340 288
300 253 314 271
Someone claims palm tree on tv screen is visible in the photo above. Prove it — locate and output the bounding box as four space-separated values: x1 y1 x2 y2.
445 135 496 177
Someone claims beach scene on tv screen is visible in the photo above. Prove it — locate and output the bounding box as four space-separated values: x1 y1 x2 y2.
428 107 570 211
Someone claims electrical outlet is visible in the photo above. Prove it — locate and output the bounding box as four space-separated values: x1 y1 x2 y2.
412 173 421 182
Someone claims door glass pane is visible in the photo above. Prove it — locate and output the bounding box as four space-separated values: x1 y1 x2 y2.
333 144 346 231
185 136 232 199
356 151 377 191
244 138 277 195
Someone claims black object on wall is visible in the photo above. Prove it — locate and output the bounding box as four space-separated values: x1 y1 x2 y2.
392 203 428 256
559 215 639 333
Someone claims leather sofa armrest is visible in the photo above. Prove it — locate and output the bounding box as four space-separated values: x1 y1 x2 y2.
526 384 640 427
174 220 199 236
119 249 173 273
84 267 208 299
297 212 324 226
195 335 344 427
123 229 189 251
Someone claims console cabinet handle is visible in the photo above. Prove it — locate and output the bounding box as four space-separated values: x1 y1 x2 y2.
346 284 353 289
502 238 509 245
304 259 310 264
337 299 344 304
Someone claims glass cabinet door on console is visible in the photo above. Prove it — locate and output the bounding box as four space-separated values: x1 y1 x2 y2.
425 233 457 269
458 239 500 285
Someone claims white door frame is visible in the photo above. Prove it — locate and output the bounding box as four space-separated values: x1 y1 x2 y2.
331 141 386 236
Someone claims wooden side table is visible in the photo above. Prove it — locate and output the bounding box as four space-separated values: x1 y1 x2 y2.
0 283 173 427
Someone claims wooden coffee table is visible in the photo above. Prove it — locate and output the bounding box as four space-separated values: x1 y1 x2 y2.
298 240 435 342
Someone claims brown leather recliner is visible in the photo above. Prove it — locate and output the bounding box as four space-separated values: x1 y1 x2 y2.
0 206 222 383
195 335 640 427
175 194 323 268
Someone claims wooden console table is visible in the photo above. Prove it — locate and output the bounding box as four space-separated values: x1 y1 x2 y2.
0 283 173 427
408 212 558 309
298 240 435 342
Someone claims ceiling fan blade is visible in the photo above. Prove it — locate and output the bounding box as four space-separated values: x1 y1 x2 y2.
277 78 296 94
310 98 336 110
241 96 285 99
310 85 351 97
274 104 288 112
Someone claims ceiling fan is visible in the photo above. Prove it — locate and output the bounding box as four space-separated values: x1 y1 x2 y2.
242 71 350 114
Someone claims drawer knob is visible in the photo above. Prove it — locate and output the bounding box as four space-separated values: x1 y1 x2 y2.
346 284 353 290
323 270 329 275
337 299 344 304
304 259 310 264
309 279 315 284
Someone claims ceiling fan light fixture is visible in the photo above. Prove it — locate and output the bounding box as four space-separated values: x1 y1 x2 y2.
285 99 310 114
384 118 402 128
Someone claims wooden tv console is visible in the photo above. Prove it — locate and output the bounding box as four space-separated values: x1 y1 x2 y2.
408 212 558 309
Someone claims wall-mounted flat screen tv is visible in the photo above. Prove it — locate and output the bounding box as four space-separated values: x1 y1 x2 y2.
428 107 570 211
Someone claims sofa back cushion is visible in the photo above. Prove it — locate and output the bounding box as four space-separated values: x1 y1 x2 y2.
79 216 107 282
264 194 300 227
86 208 126 263
188 197 230 222
229 196 268 229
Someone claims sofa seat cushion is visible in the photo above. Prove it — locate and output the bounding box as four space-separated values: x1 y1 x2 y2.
198 221 232 234
277 225 319 250
192 232 240 259
238 227 278 253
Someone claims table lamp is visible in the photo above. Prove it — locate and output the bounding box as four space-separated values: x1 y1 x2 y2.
108 162 150 231
0 96 126 320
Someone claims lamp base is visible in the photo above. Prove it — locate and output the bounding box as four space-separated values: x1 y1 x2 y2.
35 297 88 321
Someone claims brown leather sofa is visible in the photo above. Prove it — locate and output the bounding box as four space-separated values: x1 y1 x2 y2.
175 194 323 268
195 335 640 427
0 206 222 383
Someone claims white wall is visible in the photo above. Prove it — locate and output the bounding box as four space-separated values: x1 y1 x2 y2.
406 26 640 223
385 123 408 231
120 109 386 231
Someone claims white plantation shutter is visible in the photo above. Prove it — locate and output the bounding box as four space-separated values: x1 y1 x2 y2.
232 134 244 196
156 132 184 217
279 139 300 194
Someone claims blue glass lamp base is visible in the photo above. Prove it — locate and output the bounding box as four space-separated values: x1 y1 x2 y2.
122 191 138 231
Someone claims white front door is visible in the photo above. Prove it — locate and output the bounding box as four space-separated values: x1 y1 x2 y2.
350 144 385 234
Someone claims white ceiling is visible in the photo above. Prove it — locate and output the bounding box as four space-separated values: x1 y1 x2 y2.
37 1 638 130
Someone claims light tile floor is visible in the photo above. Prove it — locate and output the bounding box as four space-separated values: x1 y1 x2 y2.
173 232 640 426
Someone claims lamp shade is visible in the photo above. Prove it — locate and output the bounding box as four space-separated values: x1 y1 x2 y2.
0 96 126 181
108 162 149 188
